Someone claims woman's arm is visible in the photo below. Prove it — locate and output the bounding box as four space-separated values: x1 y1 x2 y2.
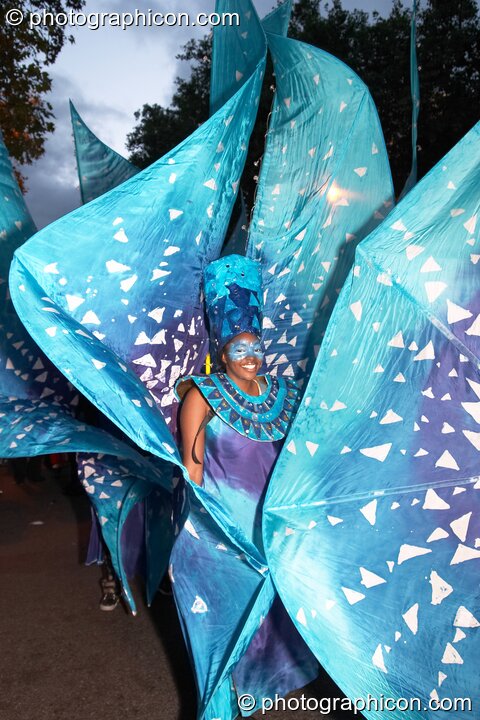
179 386 209 486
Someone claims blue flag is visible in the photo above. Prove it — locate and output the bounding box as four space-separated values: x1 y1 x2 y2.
70 101 139 204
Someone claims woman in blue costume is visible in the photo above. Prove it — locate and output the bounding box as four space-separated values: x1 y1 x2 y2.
172 255 318 720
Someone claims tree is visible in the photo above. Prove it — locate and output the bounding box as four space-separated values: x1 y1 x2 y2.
127 0 479 199
415 0 479 179
291 0 480 193
0 0 85 171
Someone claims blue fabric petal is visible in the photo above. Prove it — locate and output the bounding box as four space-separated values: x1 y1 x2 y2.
0 129 164 612
264 123 480 718
247 33 394 390
11 8 266 441
70 101 140 204
8 0 268 620
0 128 125 460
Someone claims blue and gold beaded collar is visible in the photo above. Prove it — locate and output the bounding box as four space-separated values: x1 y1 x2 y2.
176 373 299 441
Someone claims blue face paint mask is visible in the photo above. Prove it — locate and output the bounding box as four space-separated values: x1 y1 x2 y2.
225 338 263 362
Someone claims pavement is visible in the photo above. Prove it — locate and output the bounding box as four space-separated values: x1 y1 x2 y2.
0 461 353 720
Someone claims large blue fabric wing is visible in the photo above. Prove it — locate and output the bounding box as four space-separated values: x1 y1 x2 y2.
9 0 268 617
0 128 124 458
209 0 268 116
70 101 151 573
0 129 171 612
264 123 480 718
70 101 139 204
0 118 161 611
248 33 394 389
10 25 265 442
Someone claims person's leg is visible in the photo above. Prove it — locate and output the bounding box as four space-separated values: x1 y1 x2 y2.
99 549 121 611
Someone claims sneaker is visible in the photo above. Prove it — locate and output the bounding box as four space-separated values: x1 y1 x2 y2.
100 589 120 611
99 576 120 611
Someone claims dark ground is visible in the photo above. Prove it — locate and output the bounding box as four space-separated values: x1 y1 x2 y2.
0 461 354 720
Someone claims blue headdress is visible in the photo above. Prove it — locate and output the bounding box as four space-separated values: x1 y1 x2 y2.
204 254 263 359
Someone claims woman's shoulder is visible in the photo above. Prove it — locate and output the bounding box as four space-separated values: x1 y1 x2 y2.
180 386 210 422
175 374 219 402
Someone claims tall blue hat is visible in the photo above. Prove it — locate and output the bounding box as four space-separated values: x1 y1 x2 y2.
204 254 263 358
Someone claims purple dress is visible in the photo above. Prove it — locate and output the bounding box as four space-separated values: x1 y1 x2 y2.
171 374 318 720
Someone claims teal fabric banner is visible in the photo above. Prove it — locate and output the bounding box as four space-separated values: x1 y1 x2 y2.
0 129 161 612
70 101 139 204
209 0 291 117
265 122 480 719
9 0 267 619
11 22 265 444
248 32 394 391
221 192 248 256
209 0 270 115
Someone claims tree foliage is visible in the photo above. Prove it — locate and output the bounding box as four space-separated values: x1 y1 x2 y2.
0 0 85 170
290 0 479 193
127 0 479 200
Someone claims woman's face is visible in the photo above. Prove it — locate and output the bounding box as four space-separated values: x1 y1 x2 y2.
221 332 263 382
